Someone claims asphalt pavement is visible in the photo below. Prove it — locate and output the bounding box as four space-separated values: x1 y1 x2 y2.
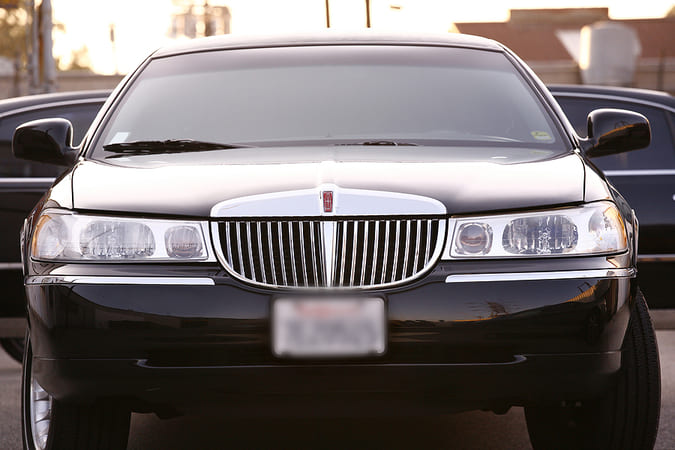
1 330 674 449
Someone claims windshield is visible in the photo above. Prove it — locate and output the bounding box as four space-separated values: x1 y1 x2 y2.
90 45 566 159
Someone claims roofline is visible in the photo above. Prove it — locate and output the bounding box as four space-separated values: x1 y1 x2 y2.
548 84 675 110
152 32 504 59
0 90 111 110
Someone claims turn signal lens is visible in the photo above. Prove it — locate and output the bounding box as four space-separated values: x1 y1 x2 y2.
32 214 67 259
589 204 627 252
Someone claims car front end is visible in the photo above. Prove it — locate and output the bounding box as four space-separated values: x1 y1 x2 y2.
14 34 659 450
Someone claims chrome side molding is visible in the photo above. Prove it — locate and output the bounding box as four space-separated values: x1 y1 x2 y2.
25 276 215 286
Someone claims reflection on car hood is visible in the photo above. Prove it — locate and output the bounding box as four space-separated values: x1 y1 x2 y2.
72 146 585 217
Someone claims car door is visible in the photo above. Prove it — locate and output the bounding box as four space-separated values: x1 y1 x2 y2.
555 93 675 308
0 100 104 315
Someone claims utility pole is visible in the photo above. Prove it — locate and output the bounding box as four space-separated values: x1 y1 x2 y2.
365 0 371 28
109 23 119 75
26 0 39 93
325 0 330 28
39 0 56 92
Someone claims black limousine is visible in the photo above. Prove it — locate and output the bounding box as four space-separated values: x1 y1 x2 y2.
13 33 660 450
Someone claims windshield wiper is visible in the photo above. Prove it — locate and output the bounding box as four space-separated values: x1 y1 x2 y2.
103 139 248 157
334 140 418 146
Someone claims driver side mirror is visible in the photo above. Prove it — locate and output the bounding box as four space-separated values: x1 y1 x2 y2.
13 118 78 166
582 108 650 158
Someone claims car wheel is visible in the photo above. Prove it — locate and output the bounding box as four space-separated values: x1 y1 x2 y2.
21 330 131 450
1 337 24 363
524 289 660 450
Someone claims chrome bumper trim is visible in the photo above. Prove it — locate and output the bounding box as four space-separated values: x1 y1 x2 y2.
604 170 675 177
444 268 635 283
0 263 23 270
25 276 215 286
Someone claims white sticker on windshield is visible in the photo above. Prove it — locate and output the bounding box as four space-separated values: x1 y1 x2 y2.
531 131 553 142
108 132 130 144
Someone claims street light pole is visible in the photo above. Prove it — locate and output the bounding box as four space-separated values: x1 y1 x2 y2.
26 0 39 93
325 0 330 28
39 0 56 92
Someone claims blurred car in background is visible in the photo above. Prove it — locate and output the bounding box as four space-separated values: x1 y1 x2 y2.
551 85 675 309
0 90 109 361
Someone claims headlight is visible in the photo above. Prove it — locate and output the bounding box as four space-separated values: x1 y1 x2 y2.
31 209 211 262
446 201 627 259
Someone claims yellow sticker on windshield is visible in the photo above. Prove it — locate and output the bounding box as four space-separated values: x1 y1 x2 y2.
531 131 553 141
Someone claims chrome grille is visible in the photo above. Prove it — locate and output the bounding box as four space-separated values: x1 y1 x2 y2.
215 218 443 288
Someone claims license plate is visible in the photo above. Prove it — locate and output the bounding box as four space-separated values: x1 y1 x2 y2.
273 297 386 357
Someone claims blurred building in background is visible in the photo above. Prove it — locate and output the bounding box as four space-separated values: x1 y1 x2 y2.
169 1 231 39
454 8 675 93
2 5 674 98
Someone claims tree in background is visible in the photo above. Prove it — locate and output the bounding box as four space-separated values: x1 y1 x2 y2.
0 0 28 63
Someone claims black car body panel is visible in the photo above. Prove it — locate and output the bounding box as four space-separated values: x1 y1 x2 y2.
71 150 587 217
551 84 675 308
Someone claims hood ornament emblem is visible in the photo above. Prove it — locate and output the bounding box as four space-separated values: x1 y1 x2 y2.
322 191 333 213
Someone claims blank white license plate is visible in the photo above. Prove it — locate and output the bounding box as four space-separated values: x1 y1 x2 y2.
273 297 386 357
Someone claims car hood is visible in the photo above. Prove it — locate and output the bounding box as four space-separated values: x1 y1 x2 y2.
71 146 585 217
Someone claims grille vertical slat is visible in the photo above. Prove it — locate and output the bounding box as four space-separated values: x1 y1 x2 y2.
267 222 277 285
218 217 442 288
350 221 358 287
424 220 432 265
246 222 256 281
391 221 401 283
370 221 379 285
288 222 298 286
360 221 369 286
339 221 348 287
309 222 319 286
256 222 267 284
235 222 245 278
277 222 288 285
402 220 411 278
381 221 391 285
224 223 233 270
299 221 309 287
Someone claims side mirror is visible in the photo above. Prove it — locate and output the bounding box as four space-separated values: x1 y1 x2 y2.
13 118 78 166
582 108 650 158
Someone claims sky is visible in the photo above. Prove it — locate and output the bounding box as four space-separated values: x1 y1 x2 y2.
50 0 674 75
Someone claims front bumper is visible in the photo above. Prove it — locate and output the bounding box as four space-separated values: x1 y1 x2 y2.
25 258 636 414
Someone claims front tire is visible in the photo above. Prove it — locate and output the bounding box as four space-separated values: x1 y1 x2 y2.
21 330 131 450
525 289 661 450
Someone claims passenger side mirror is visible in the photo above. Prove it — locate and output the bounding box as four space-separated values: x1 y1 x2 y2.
13 118 78 166
582 108 650 158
